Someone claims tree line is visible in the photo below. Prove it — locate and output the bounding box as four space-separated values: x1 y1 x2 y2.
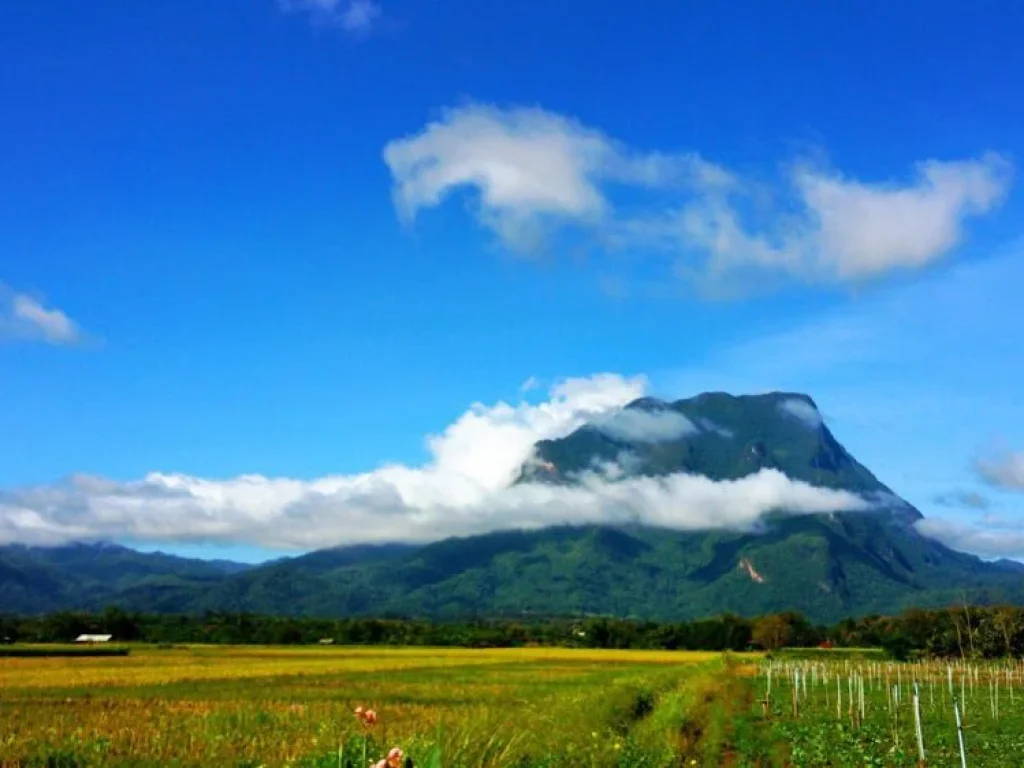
3 603 1024 658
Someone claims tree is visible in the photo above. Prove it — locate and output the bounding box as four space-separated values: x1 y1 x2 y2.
990 606 1023 657
880 632 912 661
101 606 141 641
900 608 933 650
752 614 793 651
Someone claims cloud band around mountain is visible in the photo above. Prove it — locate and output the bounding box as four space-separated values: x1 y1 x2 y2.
0 374 872 550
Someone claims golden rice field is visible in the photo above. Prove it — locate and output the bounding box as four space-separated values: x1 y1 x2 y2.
0 646 750 768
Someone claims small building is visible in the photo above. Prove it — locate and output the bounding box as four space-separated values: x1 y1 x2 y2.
74 634 113 644
318 638 336 645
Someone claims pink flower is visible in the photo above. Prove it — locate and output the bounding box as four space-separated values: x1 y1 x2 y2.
353 706 378 726
385 747 404 768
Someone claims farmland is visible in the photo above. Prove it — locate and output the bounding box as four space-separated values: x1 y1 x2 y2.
759 656 1024 766
0 646 743 767
6 646 1024 766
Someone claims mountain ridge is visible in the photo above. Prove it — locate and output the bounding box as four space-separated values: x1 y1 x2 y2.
1 391 1019 623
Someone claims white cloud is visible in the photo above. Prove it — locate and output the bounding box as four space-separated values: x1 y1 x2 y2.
0 288 82 345
631 155 1011 291
778 398 823 429
383 104 711 251
0 373 870 550
280 0 381 32
916 517 1024 559
976 451 1024 491
593 407 696 443
793 156 1011 279
384 103 1011 287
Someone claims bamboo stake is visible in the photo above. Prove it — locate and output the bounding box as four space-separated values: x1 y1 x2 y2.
860 674 866 723
893 685 900 750
961 672 967 718
954 696 968 768
792 668 799 717
913 681 926 764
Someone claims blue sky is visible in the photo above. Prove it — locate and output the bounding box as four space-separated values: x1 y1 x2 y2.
1 0 1022 562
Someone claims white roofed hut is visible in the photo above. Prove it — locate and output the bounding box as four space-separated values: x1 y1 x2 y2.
74 634 113 644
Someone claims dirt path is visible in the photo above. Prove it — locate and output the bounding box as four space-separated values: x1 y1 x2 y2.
675 658 782 768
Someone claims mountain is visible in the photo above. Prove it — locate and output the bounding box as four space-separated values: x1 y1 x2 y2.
521 392 893 495
2 392 1022 623
0 542 250 614
994 559 1024 574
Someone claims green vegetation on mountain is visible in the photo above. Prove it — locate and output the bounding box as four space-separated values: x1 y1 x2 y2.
0 543 247 615
2 392 1022 624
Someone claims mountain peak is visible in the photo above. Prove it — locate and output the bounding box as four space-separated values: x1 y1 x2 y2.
524 389 849 484
627 390 819 410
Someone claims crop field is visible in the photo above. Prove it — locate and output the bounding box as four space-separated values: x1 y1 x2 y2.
0 646 750 768
759 656 1024 766
7 646 1024 767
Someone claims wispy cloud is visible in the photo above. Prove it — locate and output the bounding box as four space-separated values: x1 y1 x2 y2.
0 287 83 346
976 450 1024 491
384 103 1011 291
519 375 541 393
933 490 991 510
592 407 697 443
0 374 870 549
916 516 1024 559
778 398 824 429
280 0 381 33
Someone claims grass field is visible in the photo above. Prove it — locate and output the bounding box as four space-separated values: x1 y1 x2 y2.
0 645 753 767
9 646 1024 767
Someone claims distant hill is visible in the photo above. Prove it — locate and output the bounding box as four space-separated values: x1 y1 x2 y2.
2 392 1022 624
0 542 250 614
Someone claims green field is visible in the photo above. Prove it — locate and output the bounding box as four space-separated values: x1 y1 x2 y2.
4 646 1024 767
0 646 749 767
759 656 1024 766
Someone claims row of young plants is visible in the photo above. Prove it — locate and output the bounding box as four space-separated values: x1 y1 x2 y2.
759 657 1024 765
